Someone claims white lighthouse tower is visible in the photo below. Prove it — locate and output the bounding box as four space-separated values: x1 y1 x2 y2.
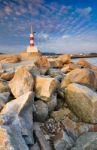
27 25 39 53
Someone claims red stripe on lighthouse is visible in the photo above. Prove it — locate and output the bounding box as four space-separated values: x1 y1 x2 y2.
30 33 34 46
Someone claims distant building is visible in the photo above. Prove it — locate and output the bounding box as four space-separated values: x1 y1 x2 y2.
27 26 39 53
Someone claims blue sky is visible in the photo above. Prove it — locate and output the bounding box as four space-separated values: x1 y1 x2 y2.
0 0 97 54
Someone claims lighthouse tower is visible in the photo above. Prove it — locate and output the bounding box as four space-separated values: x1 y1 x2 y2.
27 25 39 53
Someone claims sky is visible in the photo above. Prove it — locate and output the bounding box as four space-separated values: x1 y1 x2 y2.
0 0 97 54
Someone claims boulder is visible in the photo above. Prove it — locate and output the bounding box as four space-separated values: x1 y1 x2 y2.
61 68 97 90
35 76 58 101
54 130 74 150
24 64 40 76
0 68 15 81
57 54 71 64
48 58 63 68
1 91 33 122
0 80 10 93
61 63 80 73
48 68 63 78
47 94 57 113
77 59 92 69
0 125 29 150
72 132 97 150
1 91 34 145
0 92 10 111
9 67 34 98
51 108 71 122
33 122 52 150
65 83 97 123
19 51 41 60
48 68 64 82
0 54 21 63
62 117 97 139
77 59 97 80
0 114 17 125
34 100 48 122
35 56 50 74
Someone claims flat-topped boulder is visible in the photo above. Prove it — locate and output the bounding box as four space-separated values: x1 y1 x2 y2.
61 68 97 90
35 76 58 101
35 56 50 74
0 54 21 63
48 58 63 68
9 66 34 98
19 51 41 61
65 83 97 123
57 54 71 64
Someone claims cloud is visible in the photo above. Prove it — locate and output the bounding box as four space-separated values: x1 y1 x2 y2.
37 33 49 40
4 6 12 15
76 7 92 17
62 35 70 39
37 33 97 54
0 0 96 54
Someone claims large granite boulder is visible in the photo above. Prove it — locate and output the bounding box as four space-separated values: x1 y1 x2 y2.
77 58 97 78
61 63 80 73
35 76 58 101
1 91 34 145
24 64 40 76
57 54 71 64
48 68 64 82
1 91 33 123
65 83 97 123
48 68 63 78
0 54 21 63
48 58 63 68
9 67 34 98
61 68 97 90
35 56 50 74
72 132 97 150
0 125 29 150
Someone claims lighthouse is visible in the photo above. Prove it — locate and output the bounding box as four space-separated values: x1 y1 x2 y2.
27 25 39 53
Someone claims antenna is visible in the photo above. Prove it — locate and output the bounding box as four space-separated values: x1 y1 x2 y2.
30 22 36 34
31 24 32 33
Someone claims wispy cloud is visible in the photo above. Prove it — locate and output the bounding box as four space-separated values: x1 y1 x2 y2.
76 7 92 17
38 33 97 54
0 0 97 53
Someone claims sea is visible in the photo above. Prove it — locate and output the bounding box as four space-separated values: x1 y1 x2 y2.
72 57 97 66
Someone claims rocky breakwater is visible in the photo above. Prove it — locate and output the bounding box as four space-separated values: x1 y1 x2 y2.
0 54 97 149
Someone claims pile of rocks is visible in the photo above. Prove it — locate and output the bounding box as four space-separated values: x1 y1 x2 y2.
0 54 97 150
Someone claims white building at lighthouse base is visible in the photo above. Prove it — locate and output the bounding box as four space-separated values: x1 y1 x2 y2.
27 46 39 53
